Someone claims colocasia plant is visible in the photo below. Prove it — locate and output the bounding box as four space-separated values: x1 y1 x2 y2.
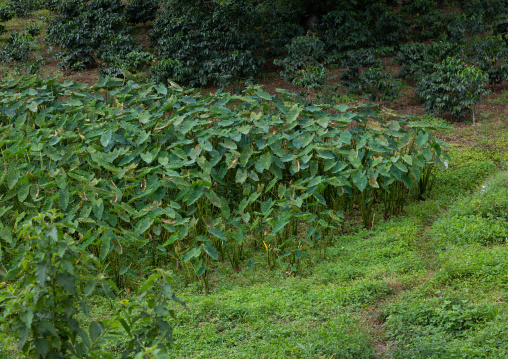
0 76 450 285
0 211 185 359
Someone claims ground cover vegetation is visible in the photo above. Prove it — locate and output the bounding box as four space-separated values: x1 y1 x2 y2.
0 0 507 358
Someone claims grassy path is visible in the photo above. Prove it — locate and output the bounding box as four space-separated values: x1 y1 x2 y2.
164 119 507 358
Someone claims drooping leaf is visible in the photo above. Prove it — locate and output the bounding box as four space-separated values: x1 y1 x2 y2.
59 188 69 211
256 88 272 101
17 183 30 202
286 105 299 123
57 273 76 295
207 227 226 241
416 130 429 148
135 217 154 234
182 247 201 263
203 242 218 260
100 236 111 260
352 170 367 192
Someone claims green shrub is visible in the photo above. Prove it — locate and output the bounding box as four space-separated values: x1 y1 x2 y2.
46 0 137 70
321 10 374 53
0 211 185 358
0 32 35 65
462 0 508 21
100 49 155 78
340 48 382 87
348 67 402 102
0 6 14 21
374 10 409 46
41 0 60 11
148 58 186 84
401 0 450 41
25 23 41 37
492 13 508 35
4 0 41 18
151 1 265 87
274 35 327 89
125 0 158 24
417 57 490 118
443 14 484 43
395 41 465 79
468 36 508 84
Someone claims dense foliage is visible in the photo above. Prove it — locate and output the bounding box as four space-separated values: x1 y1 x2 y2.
0 76 449 295
46 0 138 70
3 1 508 356
274 35 327 89
151 2 266 87
0 212 184 358
417 57 490 117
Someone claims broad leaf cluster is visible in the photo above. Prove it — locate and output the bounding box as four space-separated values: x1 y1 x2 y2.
0 76 449 286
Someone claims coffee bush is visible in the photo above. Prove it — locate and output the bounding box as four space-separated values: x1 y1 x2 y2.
468 36 508 84
151 2 264 87
126 0 158 24
350 67 403 102
274 36 327 89
46 0 136 70
417 57 490 118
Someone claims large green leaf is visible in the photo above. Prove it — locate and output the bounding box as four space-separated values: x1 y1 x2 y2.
17 183 30 202
182 247 201 263
7 170 18 190
416 130 429 148
207 227 226 241
286 105 299 123
271 216 291 236
59 188 69 211
256 88 272 101
100 236 111 260
136 217 154 235
352 170 367 192
203 242 218 260
239 145 253 167
187 184 204 206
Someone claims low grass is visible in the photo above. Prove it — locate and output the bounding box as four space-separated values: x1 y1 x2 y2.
163 137 507 358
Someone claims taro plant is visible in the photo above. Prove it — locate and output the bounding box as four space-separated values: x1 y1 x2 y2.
417 57 490 118
0 75 450 289
0 211 185 358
